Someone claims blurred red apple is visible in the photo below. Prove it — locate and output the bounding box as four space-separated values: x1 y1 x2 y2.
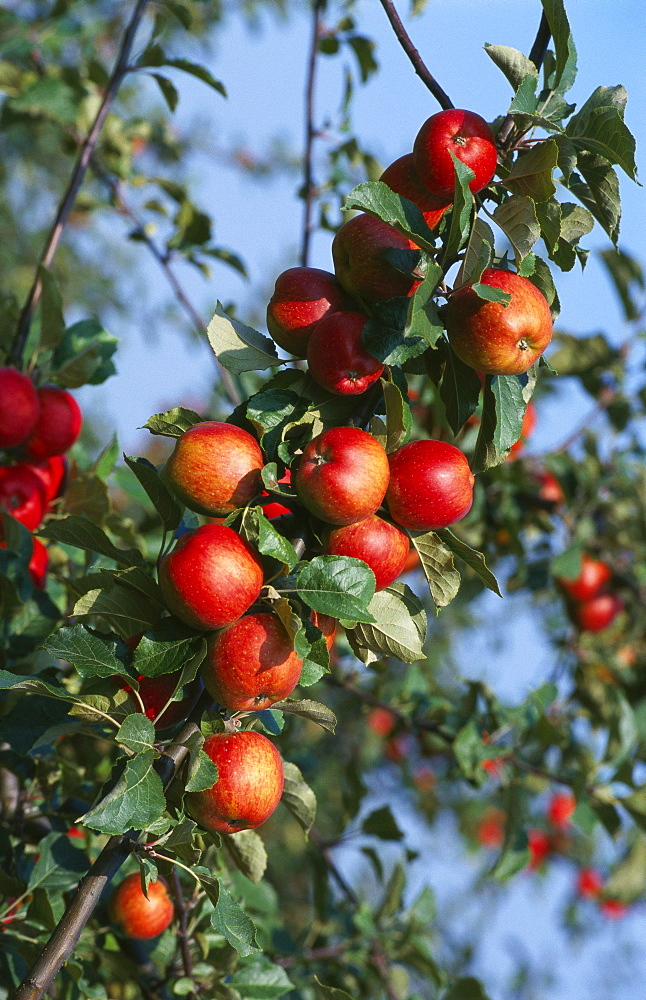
577 867 603 899
386 439 475 531
123 670 203 730
307 311 383 395
0 367 40 449
266 267 348 357
322 514 410 590
557 553 612 602
21 455 68 503
570 592 623 633
547 791 576 829
413 108 497 200
24 386 82 458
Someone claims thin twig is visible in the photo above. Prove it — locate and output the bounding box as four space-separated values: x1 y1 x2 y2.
10 0 151 368
171 869 197 999
275 943 348 968
301 0 323 267
377 0 453 110
309 828 359 906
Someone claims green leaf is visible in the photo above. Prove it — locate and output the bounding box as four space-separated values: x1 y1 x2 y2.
37 515 143 566
505 139 558 202
409 531 461 607
441 155 475 265
10 76 80 126
472 375 525 471
229 960 293 999
117 714 156 753
51 320 118 388
443 976 491 1000
271 698 336 734
295 555 375 624
162 58 226 96
38 266 65 352
210 880 260 957
124 456 182 533
207 302 278 374
313 978 353 1000
224 829 268 884
548 332 618 376
362 298 427 367
493 195 541 263
27 833 89 893
343 181 437 253
540 0 575 88
349 582 426 663
281 761 317 835
436 530 501 596
381 378 412 453
79 750 166 835
362 805 403 841
254 511 299 571
484 45 538 91
73 584 161 640
142 406 203 437
150 73 178 111
407 263 445 347
43 624 132 680
440 347 482 435
508 74 539 116
456 217 494 287
599 247 645 322
133 619 207 678
185 749 219 794
246 388 305 458
573 106 637 180
569 154 621 245
453 719 488 780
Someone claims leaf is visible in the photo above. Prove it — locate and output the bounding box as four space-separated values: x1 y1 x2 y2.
150 73 179 111
43 624 132 680
362 805 403 841
599 247 644 322
436 530 501 596
493 195 541 263
27 833 89 893
10 76 80 126
50 320 118 388
142 407 203 437
569 155 621 245
224 829 268 884
73 585 162 639
38 266 65 352
349 582 426 662
443 977 491 1000
484 45 538 91
313 978 353 1000
79 750 166 835
472 375 526 471
295 555 375 624
254 511 299 571
540 0 574 88
271 698 336 734
572 108 636 181
117 714 156 753
281 761 316 834
210 880 260 957
229 960 293 999
343 181 437 253
246 388 305 457
410 531 461 607
441 155 475 265
133 619 206 678
162 58 226 97
456 217 494 287
207 302 278 374
381 378 412 453
505 139 558 202
37 515 143 566
407 263 445 347
124 456 182 533
508 74 539 116
440 347 482 435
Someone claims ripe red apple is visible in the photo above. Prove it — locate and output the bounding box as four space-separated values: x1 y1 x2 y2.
577 867 603 899
165 421 264 517
445 268 553 375
380 153 450 229
477 808 506 849
158 524 264 630
21 455 68 503
309 610 336 650
547 791 576 829
366 706 397 738
306 311 384 395
570 592 623 633
23 386 82 459
0 368 40 450
556 553 612 602
507 401 537 459
535 470 565 506
266 267 349 357
109 873 174 939
294 426 390 526
332 213 423 304
123 671 203 729
527 829 551 870
386 439 475 531
413 108 498 200
0 464 46 532
29 537 48 588
185 730 284 834
600 898 628 919
201 612 302 711
322 514 410 590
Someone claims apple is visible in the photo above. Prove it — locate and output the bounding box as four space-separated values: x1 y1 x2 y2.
577 867 603 899
445 268 553 375
380 153 450 229
366 706 396 738
413 108 497 200
570 592 623 633
293 426 390 526
322 514 410 590
332 213 423 304
386 439 475 531
600 899 628 919
400 547 421 575
0 464 46 532
201 611 302 712
306 311 384 395
535 470 565 506
556 553 612 602
185 730 284 834
109 873 174 940
477 807 505 849
165 421 264 517
309 610 336 650
507 401 537 459
547 791 575 829
23 386 82 459
29 537 48 588
266 267 348 357
0 368 40 450
123 671 203 730
20 455 68 503
527 829 551 870
158 524 264 630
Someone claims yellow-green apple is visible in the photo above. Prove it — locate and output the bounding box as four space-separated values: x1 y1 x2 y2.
0 464 46 532
109 873 174 940
322 514 410 590
380 153 450 229
0 367 40 449
158 524 264 630
24 386 82 459
266 267 349 357
294 426 390 525
557 554 612 602
332 213 423 304
569 592 623 633
185 730 284 834
386 439 475 530
413 108 497 200
306 311 383 395
445 268 553 375
165 421 264 517
201 611 302 711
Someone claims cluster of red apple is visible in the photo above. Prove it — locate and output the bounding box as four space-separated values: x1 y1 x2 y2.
556 553 624 634
267 108 553 390
0 366 82 586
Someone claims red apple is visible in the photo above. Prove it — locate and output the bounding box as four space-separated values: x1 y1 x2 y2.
322 514 410 590
556 554 612 602
577 867 603 899
158 524 264 631
366 706 397 738
266 267 349 357
21 455 68 504
547 791 576 829
413 108 497 200
109 873 174 940
309 610 336 650
477 808 506 849
507 401 537 459
294 426 390 526
535 470 565 506
386 439 475 531
445 268 553 375
201 612 302 712
332 213 423 304
123 671 203 730
570 592 623 633
0 368 40 450
527 829 551 870
380 153 450 229
600 898 628 919
185 730 284 834
165 421 264 517
306 311 384 395
29 537 48 588
0 464 46 532
23 386 82 459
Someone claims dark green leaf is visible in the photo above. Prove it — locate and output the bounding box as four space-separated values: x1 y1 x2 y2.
210 880 260 957
224 829 268 884
150 73 179 111
207 302 278 374
350 582 426 662
80 750 166 835
484 45 538 91
254 511 299 571
117 714 156 753
73 584 161 639
142 407 203 437
313 979 353 1000
599 247 644 321
37 515 142 566
162 58 226 96
44 624 132 681
440 346 482 435
343 181 437 253
38 266 65 352
362 805 403 840
295 555 375 624
27 833 89 893
381 378 412 453
281 761 317 835
457 217 494 287
271 698 336 734
540 0 574 88
124 456 182 533
441 155 475 265
443 976 491 1000
437 530 501 596
493 195 540 263
505 139 558 202
410 531 461 607
51 320 118 388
